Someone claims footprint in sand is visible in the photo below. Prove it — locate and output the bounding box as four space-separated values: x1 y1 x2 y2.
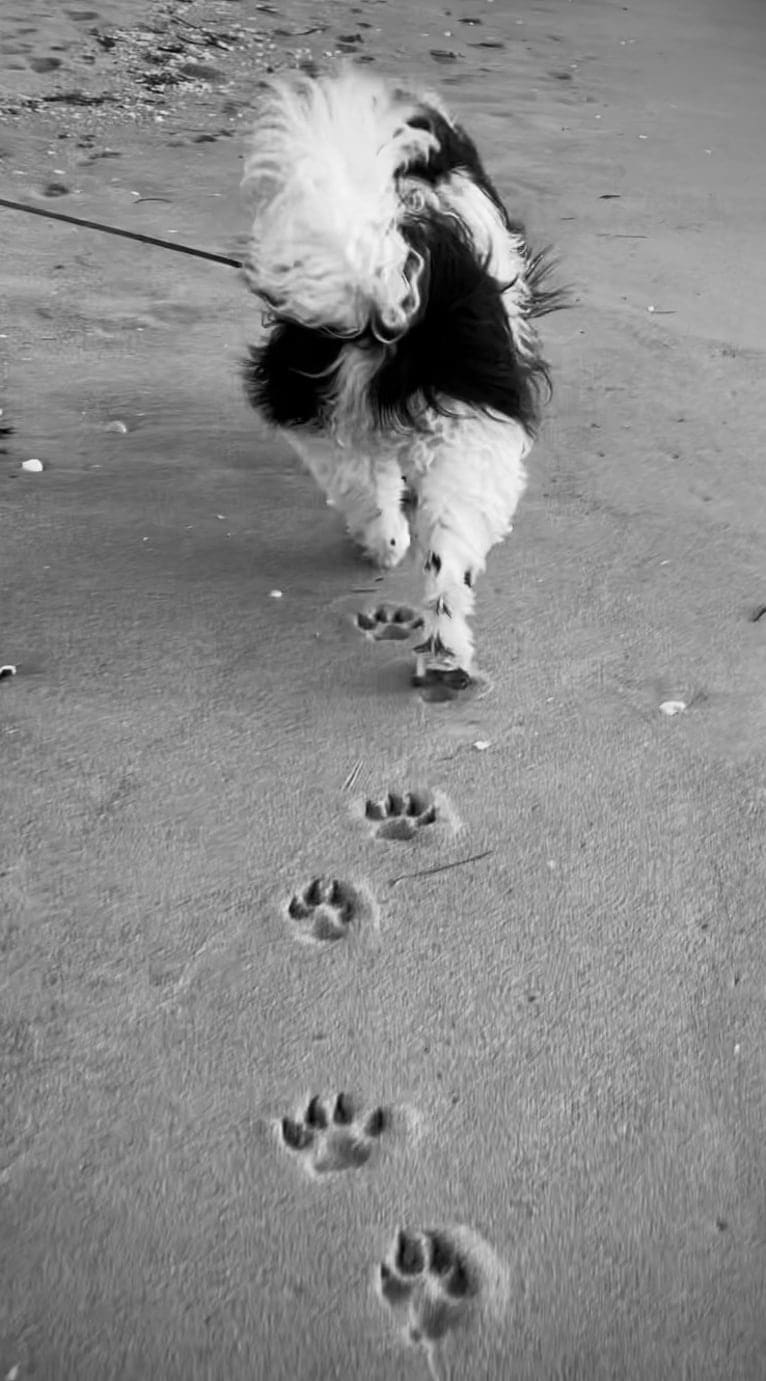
365 790 437 840
285 876 374 944
356 604 424 642
278 1092 387 1175
376 1225 509 1378
358 788 460 842
28 56 62 73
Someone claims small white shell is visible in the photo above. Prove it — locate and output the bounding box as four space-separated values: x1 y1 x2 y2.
22 458 43 472
659 699 686 716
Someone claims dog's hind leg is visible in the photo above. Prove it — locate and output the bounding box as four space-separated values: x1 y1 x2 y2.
284 430 410 569
411 415 529 683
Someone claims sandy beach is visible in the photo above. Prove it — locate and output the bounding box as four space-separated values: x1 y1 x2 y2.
1 1 765 1377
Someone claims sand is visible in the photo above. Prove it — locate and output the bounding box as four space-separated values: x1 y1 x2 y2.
1 1 765 1377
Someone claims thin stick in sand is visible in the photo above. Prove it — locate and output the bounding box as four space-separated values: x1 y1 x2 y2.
389 849 493 888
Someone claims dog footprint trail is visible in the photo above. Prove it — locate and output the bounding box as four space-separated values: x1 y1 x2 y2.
285 876 374 945
377 1225 510 1380
356 604 424 642
279 1092 388 1176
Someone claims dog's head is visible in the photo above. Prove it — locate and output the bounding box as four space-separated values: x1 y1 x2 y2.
241 71 442 338
241 71 559 360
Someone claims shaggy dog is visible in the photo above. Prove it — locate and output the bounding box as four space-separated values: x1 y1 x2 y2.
241 69 562 688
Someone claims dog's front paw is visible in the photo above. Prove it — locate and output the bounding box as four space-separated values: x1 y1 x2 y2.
355 510 411 570
412 628 473 690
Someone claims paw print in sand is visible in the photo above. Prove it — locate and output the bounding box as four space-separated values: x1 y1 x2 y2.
286 877 364 944
379 1228 475 1343
280 1093 387 1175
356 605 424 642
365 790 437 840
377 1224 509 1369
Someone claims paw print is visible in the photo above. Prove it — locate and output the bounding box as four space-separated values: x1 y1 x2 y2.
377 1224 509 1364
286 877 360 944
365 790 436 840
280 1093 387 1174
356 605 424 642
378 1228 477 1346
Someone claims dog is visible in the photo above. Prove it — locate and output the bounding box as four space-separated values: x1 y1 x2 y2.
240 69 563 687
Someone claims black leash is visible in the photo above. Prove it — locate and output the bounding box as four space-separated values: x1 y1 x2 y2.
0 195 242 269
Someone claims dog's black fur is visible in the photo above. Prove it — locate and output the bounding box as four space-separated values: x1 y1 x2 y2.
243 324 343 429
371 212 549 434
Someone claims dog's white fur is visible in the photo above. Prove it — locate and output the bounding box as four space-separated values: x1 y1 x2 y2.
241 70 547 679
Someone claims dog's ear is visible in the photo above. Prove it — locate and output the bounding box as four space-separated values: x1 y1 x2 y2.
400 111 514 231
371 214 549 433
243 326 344 428
405 109 438 136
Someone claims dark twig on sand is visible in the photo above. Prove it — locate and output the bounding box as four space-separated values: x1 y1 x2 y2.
388 849 493 887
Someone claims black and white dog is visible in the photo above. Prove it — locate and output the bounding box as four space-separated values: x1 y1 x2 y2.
241 69 562 686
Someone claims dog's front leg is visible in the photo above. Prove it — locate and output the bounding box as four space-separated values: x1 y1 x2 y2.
343 452 411 569
283 431 410 568
411 419 529 684
413 531 480 686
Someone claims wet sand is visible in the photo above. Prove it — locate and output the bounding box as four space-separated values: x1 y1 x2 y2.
2 1 765 1378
